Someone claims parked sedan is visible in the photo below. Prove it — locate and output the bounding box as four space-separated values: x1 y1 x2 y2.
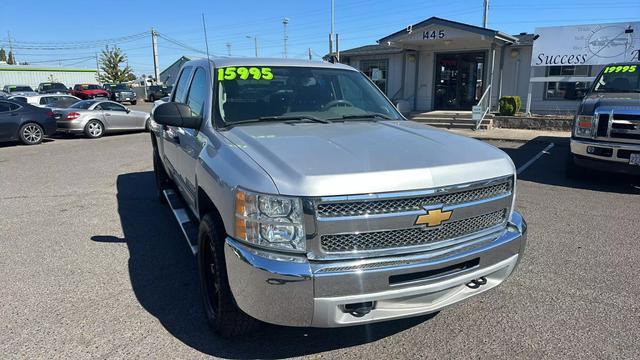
0 98 57 145
55 100 150 138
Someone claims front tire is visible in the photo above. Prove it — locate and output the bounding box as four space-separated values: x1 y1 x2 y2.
131 100 137 105
19 123 44 145
198 214 259 337
84 120 104 139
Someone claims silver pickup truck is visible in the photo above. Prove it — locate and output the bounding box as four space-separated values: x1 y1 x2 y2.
150 58 527 337
569 62 640 176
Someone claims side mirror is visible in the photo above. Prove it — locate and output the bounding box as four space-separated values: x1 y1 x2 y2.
152 102 202 130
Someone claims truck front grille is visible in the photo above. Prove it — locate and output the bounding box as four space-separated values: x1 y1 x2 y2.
320 209 507 252
316 181 510 218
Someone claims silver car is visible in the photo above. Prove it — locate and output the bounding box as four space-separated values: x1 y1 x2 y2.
55 100 150 138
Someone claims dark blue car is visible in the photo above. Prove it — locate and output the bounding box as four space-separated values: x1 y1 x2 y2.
0 99 57 145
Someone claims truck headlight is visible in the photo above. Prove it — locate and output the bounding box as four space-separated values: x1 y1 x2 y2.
574 115 594 138
234 189 305 252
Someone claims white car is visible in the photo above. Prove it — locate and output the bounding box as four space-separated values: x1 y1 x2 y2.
9 94 81 109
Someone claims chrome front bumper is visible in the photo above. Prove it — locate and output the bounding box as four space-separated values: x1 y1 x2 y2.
224 211 527 327
571 138 640 163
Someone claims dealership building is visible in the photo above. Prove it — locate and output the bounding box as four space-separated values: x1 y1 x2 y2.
339 17 639 114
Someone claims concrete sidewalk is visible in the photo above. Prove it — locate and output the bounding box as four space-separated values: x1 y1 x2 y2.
448 128 570 142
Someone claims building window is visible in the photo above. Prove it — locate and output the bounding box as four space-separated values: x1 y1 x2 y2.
360 59 388 94
544 65 591 100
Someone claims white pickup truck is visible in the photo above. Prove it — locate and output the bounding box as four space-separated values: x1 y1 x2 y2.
150 58 527 337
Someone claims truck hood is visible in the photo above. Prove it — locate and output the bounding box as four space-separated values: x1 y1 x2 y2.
579 92 640 114
222 121 515 196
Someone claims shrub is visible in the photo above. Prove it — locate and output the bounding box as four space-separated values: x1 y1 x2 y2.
499 96 521 116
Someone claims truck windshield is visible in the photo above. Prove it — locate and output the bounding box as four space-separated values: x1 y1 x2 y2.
592 65 640 93
42 83 66 91
115 84 130 90
216 66 402 124
11 86 33 92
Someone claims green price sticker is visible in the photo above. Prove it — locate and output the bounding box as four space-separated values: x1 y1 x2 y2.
604 65 637 74
217 67 274 81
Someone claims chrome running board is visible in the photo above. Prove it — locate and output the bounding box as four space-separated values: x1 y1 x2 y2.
163 189 199 255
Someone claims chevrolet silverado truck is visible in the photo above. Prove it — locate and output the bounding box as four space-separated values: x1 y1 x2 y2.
569 62 640 176
150 58 527 337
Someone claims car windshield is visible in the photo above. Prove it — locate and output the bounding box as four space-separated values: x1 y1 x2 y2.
115 84 130 90
216 66 402 125
81 85 101 90
70 100 97 109
11 86 33 92
592 64 640 93
42 83 66 91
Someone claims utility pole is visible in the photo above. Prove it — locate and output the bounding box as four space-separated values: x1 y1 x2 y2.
335 33 340 62
151 28 160 84
225 43 232 56
329 0 334 54
282 18 289 58
482 0 489 28
308 48 312 60
95 52 100 78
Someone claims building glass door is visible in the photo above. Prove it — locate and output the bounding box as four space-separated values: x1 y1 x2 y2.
434 52 485 110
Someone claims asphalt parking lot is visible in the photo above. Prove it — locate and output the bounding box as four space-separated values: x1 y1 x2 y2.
1 125 639 359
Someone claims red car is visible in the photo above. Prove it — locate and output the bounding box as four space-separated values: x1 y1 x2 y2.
70 84 109 100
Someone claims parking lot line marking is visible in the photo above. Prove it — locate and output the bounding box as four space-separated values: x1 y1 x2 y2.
517 142 555 175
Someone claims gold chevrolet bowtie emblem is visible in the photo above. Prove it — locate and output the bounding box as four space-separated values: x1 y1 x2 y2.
415 208 453 227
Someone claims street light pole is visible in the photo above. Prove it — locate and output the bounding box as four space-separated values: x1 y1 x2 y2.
246 35 259 57
283 18 289 58
329 0 334 54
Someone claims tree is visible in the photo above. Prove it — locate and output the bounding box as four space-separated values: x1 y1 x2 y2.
0 48 6 62
7 50 15 65
98 45 134 83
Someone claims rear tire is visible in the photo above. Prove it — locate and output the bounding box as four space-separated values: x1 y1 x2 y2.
153 148 174 204
149 94 155 102
84 120 104 139
198 213 259 337
19 123 44 145
131 100 137 105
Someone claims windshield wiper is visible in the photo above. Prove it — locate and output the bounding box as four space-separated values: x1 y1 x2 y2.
328 113 394 121
223 115 330 128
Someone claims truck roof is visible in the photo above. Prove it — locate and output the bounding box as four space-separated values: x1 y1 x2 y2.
185 57 358 71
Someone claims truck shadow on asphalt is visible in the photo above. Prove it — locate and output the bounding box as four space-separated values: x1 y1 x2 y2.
93 171 434 358
496 136 640 194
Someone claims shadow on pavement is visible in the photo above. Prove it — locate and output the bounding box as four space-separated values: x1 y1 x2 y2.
94 171 431 359
497 136 640 195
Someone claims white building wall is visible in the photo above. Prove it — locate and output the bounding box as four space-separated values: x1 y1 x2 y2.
0 68 98 89
500 46 533 102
